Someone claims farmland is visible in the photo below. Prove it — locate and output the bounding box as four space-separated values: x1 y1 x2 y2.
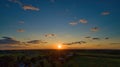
0 49 120 67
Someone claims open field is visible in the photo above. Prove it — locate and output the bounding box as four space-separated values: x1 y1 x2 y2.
0 49 120 67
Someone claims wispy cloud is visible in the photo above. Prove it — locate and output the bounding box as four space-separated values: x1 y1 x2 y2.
69 18 88 26
92 37 100 40
19 21 24 24
27 40 47 44
85 36 91 38
63 41 86 45
79 19 87 23
105 37 109 40
9 0 23 6
17 29 25 32
0 36 21 44
45 34 56 37
69 22 78 26
22 5 39 11
91 27 99 32
110 43 120 45
101 11 110 15
9 0 40 11
0 36 48 49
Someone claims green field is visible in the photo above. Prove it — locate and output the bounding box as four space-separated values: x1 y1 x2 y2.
64 54 120 67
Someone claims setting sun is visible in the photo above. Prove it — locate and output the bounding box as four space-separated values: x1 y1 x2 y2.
57 44 62 49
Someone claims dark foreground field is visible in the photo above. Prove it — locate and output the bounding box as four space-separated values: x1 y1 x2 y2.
0 49 120 67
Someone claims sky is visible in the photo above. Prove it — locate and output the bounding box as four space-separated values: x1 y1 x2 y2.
0 0 120 50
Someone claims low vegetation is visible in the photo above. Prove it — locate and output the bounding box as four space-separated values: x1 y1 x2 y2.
0 50 120 67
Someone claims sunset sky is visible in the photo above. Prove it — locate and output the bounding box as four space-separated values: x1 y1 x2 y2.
0 0 120 50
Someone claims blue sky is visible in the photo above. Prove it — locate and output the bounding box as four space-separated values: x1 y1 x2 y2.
0 0 120 50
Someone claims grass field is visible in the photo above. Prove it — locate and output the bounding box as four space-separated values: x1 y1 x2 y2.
0 49 120 67
64 54 120 67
